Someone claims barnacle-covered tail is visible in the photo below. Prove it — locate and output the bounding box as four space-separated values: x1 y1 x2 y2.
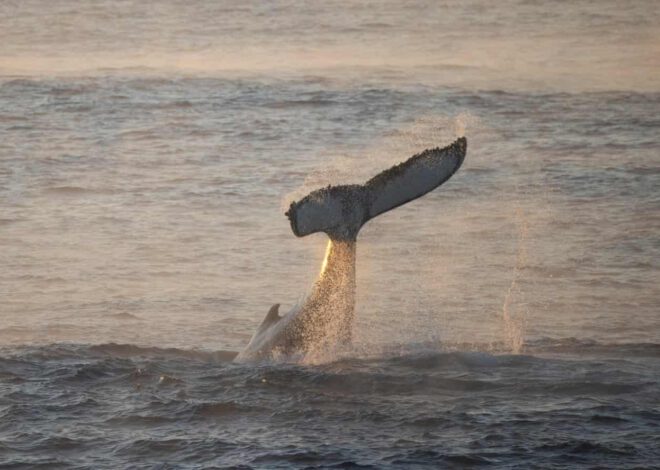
286 137 467 242
364 136 466 219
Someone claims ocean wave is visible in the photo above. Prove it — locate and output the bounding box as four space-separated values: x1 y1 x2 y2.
43 186 108 195
106 312 141 320
265 99 337 109
1 339 658 468
190 400 264 418
388 451 492 467
526 337 660 357
536 440 637 456
2 338 659 368
88 343 238 362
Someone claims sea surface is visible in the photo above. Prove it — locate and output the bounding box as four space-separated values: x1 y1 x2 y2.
1 1 659 468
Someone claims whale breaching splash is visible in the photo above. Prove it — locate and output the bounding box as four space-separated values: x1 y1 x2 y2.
235 137 467 362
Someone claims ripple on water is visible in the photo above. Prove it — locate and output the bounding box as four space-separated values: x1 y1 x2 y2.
0 341 659 467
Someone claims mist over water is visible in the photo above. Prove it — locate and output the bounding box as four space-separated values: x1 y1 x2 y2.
2 0 659 91
1 1 659 467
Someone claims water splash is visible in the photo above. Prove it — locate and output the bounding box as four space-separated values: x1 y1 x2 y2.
501 207 529 353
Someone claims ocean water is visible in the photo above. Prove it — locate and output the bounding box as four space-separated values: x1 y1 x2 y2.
1 1 659 468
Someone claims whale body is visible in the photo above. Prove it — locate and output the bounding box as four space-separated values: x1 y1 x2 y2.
235 137 467 362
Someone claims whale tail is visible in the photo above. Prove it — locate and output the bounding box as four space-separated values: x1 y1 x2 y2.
286 137 467 241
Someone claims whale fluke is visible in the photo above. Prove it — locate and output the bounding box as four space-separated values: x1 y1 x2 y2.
236 137 467 361
286 137 466 241
365 136 466 219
